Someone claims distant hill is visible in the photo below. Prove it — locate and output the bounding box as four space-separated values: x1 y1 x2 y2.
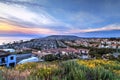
44 35 80 40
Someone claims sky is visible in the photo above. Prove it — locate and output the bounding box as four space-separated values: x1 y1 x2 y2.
0 0 120 39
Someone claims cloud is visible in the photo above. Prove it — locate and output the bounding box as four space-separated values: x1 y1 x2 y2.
66 24 120 34
0 1 72 36
0 0 120 38
0 0 43 8
0 22 60 37
0 2 56 25
85 24 120 32
69 12 103 28
0 1 72 31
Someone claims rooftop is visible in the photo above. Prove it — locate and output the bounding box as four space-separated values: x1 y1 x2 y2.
0 50 10 57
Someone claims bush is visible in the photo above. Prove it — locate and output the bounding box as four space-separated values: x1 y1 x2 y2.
43 54 58 61
1 59 120 80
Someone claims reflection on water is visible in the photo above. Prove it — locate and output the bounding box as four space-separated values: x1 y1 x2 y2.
0 37 32 45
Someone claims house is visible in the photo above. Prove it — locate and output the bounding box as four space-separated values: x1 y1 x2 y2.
0 50 16 67
0 49 15 53
78 49 89 54
113 52 120 58
78 49 90 59
111 44 117 49
32 50 53 58
118 45 120 49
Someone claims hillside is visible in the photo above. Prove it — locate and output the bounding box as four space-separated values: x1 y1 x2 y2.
0 35 70 49
44 35 80 40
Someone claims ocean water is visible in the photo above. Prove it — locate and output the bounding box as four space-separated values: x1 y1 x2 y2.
0 37 32 45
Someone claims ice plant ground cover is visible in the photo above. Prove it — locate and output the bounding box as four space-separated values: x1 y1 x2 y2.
0 59 120 80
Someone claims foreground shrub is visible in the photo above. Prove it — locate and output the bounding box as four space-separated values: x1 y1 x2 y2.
0 59 120 80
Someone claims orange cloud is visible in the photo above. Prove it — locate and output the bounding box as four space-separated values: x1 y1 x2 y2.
0 22 17 31
0 22 58 35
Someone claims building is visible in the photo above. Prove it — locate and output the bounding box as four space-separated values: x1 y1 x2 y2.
112 52 120 58
0 50 16 67
0 49 15 53
78 49 90 59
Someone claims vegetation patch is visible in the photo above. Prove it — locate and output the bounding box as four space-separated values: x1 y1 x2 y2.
0 59 120 80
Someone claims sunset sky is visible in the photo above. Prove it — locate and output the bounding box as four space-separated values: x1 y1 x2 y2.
0 0 120 38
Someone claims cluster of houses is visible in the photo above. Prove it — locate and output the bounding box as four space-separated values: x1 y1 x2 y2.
99 41 120 49
0 38 120 67
0 47 90 67
65 39 120 49
1 39 59 50
32 48 90 59
1 42 120 67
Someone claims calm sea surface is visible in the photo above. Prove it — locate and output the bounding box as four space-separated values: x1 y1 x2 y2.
0 37 32 45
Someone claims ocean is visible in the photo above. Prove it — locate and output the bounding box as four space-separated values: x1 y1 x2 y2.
0 37 32 45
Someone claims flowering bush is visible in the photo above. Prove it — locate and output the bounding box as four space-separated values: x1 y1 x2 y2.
15 62 38 71
0 59 120 80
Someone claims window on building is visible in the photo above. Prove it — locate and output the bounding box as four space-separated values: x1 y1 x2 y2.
9 63 15 67
10 56 14 60
1 58 5 63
